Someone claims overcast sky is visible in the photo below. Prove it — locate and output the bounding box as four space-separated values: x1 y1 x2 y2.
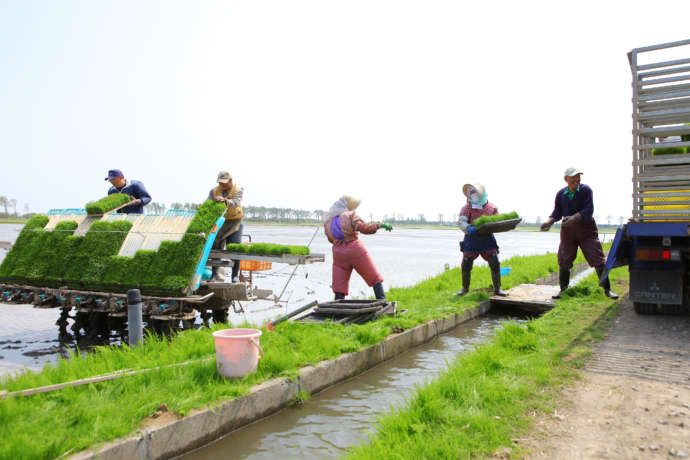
2 1 690 223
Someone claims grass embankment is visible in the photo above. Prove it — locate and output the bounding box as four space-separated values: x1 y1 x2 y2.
0 246 609 459
0 217 28 225
347 269 626 459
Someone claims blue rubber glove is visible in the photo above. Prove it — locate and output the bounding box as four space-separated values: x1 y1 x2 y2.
468 226 476 235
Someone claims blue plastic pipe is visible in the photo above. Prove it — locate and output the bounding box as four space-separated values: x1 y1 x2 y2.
191 216 225 291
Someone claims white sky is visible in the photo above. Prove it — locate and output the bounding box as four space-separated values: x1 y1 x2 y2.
2 1 690 223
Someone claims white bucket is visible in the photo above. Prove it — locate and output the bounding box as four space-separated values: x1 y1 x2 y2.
211 328 264 379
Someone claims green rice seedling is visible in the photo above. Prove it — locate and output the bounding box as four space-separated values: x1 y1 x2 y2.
85 194 133 215
224 242 310 256
225 243 250 253
0 215 50 283
652 146 686 155
140 234 206 296
472 211 520 228
186 200 227 236
24 222 79 286
101 256 131 292
62 220 132 290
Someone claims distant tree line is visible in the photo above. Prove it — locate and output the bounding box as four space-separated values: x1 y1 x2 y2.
0 196 18 216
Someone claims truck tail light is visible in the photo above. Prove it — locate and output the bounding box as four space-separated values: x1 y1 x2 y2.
635 248 681 261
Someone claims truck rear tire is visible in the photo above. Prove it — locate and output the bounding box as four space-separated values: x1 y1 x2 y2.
633 302 656 315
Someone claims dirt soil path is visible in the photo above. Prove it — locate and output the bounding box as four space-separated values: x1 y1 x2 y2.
521 298 690 460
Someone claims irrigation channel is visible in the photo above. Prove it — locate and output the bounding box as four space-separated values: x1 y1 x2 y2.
0 223 610 376
184 313 522 459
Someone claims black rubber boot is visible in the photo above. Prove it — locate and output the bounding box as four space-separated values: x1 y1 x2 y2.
488 254 507 296
373 282 386 300
552 268 571 299
210 266 224 281
231 260 241 283
596 265 618 299
334 292 345 300
456 257 473 295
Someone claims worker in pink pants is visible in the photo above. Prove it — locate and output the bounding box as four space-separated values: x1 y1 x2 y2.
323 195 392 300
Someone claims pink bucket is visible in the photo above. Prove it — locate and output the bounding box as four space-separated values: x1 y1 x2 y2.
211 328 264 379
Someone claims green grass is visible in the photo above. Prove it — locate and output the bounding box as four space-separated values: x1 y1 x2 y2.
472 211 520 228
85 194 132 215
0 246 610 459
225 242 311 255
346 269 626 459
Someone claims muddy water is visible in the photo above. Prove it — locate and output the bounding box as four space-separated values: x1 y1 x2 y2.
0 223 567 376
185 314 516 460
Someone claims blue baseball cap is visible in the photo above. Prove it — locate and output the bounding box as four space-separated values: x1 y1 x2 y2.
105 169 124 181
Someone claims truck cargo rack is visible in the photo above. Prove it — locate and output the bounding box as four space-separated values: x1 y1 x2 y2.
630 39 690 221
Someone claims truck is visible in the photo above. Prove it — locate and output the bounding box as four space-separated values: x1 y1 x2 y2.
602 39 690 314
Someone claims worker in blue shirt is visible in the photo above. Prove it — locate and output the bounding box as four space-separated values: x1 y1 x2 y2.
105 169 152 214
540 167 618 300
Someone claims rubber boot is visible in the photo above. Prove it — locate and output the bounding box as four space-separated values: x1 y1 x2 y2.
596 265 618 299
456 257 473 296
488 254 507 296
211 266 225 281
334 292 345 300
373 282 386 300
231 260 240 283
552 268 571 299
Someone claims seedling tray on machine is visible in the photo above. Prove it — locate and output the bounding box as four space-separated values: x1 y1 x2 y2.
208 250 325 265
475 217 522 235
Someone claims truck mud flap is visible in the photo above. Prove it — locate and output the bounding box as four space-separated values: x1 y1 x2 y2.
599 226 629 286
629 268 684 305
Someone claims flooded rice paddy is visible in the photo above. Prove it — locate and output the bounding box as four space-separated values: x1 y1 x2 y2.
0 223 584 376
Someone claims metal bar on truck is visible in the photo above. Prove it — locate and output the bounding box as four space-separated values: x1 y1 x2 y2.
638 125 690 137
637 57 690 71
637 74 690 87
641 191 690 197
642 200 690 205
636 174 690 182
639 65 690 79
632 39 690 54
639 86 690 98
639 96 690 111
639 183 690 190
640 209 690 214
636 141 690 151
635 157 690 166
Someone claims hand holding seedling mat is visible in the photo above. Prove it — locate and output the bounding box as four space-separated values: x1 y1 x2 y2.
472 211 521 236
85 194 133 215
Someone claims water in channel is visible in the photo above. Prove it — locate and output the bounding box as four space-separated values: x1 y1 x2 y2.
184 313 521 460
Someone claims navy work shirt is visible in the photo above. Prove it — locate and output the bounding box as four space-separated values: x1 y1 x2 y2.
549 183 594 221
108 179 152 214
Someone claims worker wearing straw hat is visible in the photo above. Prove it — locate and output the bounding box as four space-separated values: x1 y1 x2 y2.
457 183 507 297
323 195 392 300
